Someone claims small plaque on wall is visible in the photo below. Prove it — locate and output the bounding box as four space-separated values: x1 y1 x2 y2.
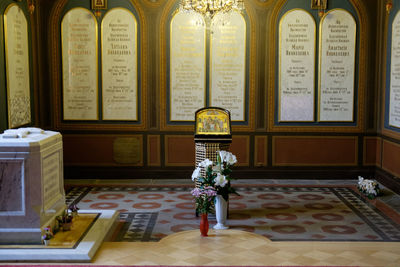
102 8 138 121
4 4 31 128
61 8 98 120
318 9 356 122
113 137 142 164
389 11 400 129
279 9 316 122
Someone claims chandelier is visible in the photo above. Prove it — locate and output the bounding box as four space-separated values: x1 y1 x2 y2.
180 0 244 18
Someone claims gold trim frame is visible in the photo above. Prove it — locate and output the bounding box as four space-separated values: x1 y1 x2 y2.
209 11 247 122
168 10 207 122
317 8 357 122
381 6 400 139
92 0 107 10
49 0 147 131
4 3 32 128
278 8 316 123
101 7 139 121
267 0 368 132
61 7 99 121
160 1 256 132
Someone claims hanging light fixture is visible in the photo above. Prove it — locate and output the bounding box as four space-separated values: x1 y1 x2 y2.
180 0 244 19
311 0 327 18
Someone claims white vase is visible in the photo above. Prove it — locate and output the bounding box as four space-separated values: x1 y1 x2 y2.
43 239 50 246
213 195 229 230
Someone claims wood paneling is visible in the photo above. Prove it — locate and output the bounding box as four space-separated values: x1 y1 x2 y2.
255 136 268 167
63 134 143 166
147 135 160 166
382 140 400 177
272 136 358 166
230 135 250 166
164 135 195 166
364 137 381 166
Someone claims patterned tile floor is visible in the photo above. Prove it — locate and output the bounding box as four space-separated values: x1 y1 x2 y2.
7 179 398 266
65 183 400 243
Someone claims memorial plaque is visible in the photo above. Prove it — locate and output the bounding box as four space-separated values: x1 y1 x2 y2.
62 8 98 120
210 11 246 121
102 8 138 120
279 9 315 122
170 11 206 121
319 9 356 122
113 137 142 164
4 4 31 128
389 11 400 128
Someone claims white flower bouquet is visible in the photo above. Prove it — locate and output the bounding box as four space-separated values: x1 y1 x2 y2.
191 150 239 202
357 176 380 199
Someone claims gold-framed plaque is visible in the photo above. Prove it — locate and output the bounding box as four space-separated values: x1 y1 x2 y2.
279 9 316 122
170 10 206 122
389 11 400 129
210 11 246 122
102 8 138 121
4 4 31 128
318 9 356 122
61 8 98 120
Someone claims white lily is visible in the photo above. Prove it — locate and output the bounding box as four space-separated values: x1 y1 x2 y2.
199 159 213 168
191 167 201 181
214 173 228 187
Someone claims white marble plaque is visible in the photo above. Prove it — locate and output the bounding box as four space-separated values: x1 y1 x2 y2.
62 8 98 120
319 9 356 122
102 8 138 120
170 11 206 121
389 11 400 128
42 152 62 211
210 11 246 121
279 9 315 122
4 4 31 128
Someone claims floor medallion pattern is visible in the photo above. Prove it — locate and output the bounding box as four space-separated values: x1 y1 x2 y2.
65 185 400 242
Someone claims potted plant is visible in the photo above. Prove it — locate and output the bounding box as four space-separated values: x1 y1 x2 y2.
57 209 73 231
68 203 79 217
42 226 53 246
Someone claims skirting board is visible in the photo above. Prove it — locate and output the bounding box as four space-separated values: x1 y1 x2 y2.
0 210 119 262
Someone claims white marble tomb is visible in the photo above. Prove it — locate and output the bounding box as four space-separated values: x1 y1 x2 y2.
0 128 65 244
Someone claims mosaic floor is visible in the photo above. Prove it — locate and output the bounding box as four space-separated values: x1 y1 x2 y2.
65 184 400 243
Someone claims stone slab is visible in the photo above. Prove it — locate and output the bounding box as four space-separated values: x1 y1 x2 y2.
0 210 119 262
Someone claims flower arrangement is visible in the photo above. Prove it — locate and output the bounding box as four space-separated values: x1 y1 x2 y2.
56 208 74 231
191 186 217 214
191 150 239 214
42 226 53 242
68 203 79 217
358 176 380 199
